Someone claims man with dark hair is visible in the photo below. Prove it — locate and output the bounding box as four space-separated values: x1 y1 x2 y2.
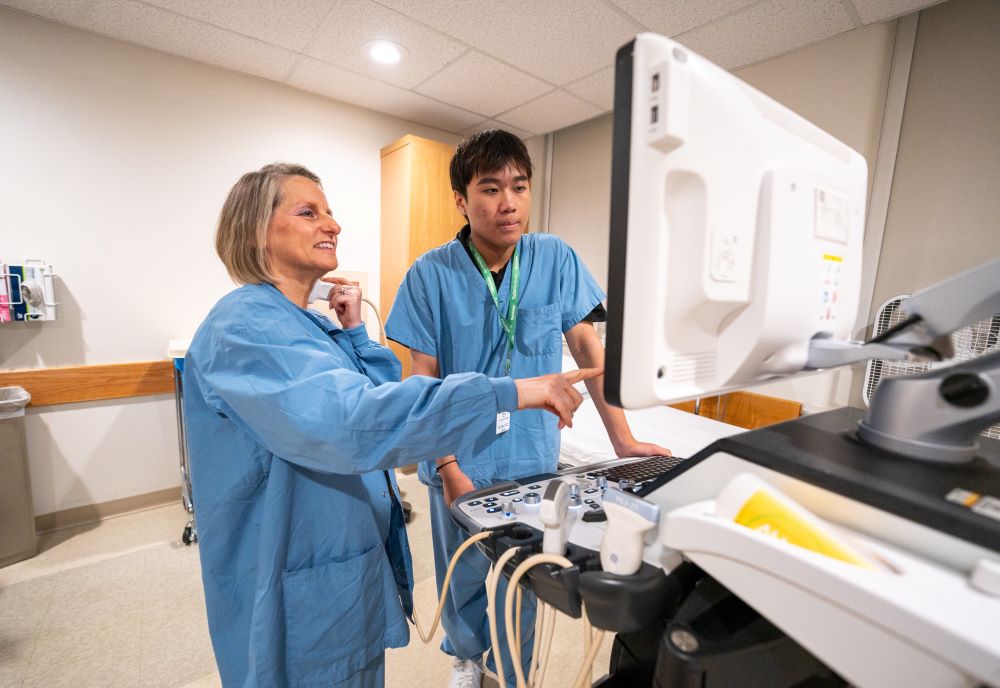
386 129 670 688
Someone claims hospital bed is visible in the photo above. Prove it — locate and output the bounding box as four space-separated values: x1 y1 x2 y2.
558 354 742 468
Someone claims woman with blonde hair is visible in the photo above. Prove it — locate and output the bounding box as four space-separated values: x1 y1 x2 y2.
183 162 598 688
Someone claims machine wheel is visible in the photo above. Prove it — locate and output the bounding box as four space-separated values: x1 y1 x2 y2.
182 524 196 545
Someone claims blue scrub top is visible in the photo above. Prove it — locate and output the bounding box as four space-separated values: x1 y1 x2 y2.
385 232 605 487
183 284 518 688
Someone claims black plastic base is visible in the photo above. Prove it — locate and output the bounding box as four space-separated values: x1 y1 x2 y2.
473 524 594 619
596 569 845 688
580 561 696 634
655 575 845 688
471 522 698 633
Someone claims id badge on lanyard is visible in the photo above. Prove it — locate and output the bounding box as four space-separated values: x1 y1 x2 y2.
468 241 520 376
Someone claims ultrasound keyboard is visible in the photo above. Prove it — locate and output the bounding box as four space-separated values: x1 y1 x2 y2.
451 454 688 545
582 454 688 492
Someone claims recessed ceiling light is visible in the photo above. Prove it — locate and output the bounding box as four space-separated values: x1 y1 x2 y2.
365 40 405 65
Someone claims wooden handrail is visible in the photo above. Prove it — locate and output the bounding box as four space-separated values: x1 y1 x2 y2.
0 361 804 425
0 361 175 407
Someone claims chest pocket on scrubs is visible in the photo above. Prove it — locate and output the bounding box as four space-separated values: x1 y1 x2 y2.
516 303 562 356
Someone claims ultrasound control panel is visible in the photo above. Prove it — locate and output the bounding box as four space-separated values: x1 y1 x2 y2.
451 455 687 560
447 454 693 632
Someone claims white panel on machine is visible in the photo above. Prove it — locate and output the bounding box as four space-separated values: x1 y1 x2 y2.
605 33 866 409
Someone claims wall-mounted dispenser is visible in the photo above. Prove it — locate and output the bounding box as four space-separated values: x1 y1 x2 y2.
1 259 58 322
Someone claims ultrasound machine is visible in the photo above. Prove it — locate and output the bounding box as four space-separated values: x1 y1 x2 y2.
450 33 1000 688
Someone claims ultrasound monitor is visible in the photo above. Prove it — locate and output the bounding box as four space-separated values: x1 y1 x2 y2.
605 33 869 409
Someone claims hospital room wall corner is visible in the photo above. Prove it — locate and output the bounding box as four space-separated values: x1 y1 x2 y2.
0 6 462 527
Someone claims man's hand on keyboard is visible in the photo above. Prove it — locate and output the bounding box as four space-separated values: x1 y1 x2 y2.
614 439 672 459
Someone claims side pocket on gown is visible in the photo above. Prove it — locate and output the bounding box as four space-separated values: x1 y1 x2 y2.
282 544 386 686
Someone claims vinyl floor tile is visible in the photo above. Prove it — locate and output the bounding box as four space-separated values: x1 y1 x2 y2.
22 643 141 688
0 658 30 688
0 576 54 636
2 480 615 688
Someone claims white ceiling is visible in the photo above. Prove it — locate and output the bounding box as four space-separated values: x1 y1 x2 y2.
1 0 943 137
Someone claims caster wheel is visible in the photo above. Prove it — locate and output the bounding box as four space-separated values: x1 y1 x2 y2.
182 525 195 545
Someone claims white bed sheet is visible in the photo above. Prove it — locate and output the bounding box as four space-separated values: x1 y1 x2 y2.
558 354 743 466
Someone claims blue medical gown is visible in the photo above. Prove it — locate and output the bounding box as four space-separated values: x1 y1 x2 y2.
385 232 606 484
183 283 518 688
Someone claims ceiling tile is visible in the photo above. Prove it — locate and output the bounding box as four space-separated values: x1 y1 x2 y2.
608 0 758 36
564 66 614 111
141 0 334 51
74 0 298 81
305 0 466 88
0 0 96 24
376 0 642 85
459 119 535 142
495 90 603 136
416 51 553 118
675 0 854 70
851 0 942 24
287 57 482 133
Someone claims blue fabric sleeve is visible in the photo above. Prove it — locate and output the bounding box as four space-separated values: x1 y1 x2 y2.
344 323 402 385
558 240 607 332
490 377 518 413
191 314 508 476
345 322 371 348
384 265 437 357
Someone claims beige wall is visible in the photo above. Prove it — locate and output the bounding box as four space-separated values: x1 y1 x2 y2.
549 21 897 291
871 0 1000 310
0 8 459 515
524 135 548 233
547 114 615 285
547 21 898 411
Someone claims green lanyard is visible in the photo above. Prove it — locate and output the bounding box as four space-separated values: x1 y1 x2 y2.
468 241 520 375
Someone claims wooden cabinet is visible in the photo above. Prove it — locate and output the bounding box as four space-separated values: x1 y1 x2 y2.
670 391 802 429
380 134 464 378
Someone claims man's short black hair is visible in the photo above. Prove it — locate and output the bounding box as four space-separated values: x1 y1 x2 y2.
450 129 533 197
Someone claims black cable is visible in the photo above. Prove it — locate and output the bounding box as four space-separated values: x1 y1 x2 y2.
867 313 922 344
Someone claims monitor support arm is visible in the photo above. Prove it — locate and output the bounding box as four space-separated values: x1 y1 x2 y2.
857 350 1000 463
807 258 1000 464
805 259 1000 369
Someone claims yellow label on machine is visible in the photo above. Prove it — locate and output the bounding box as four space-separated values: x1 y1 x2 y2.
734 489 878 570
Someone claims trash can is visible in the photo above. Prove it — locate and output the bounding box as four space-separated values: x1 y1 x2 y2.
0 386 36 567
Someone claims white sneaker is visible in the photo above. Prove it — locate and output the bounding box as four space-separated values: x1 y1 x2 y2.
448 658 483 688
